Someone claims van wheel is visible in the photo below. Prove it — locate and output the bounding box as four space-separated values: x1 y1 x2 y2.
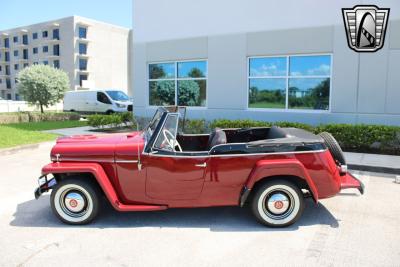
50 178 101 225
70 109 75 112
105 110 114 115
251 180 304 227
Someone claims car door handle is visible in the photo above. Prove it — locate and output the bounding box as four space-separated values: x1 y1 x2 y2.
195 162 207 168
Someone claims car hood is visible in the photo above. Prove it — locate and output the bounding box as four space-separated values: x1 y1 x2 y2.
51 131 143 162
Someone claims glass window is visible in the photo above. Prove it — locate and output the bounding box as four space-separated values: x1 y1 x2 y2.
52 28 59 40
249 78 286 109
42 31 48 38
23 63 29 68
97 92 111 104
15 94 20 100
154 114 179 151
43 46 48 53
79 27 87 39
248 55 331 111
32 32 38 39
79 43 87 55
53 60 60 69
149 60 207 107
149 63 175 79
43 61 48 65
79 58 87 70
177 80 206 106
53 44 60 56
289 55 331 76
249 57 287 77
33 47 38 54
7 93 12 99
13 36 18 43
5 52 10 62
289 78 330 110
0 78 2 83
23 49 28 59
13 50 18 57
149 80 175 106
5 65 10 75
177 61 207 78
6 79 11 89
14 64 18 70
4 38 9 48
106 90 129 101
79 74 87 86
22 34 28 45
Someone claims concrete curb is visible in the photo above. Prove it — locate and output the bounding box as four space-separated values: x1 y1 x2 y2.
0 141 54 156
348 164 400 175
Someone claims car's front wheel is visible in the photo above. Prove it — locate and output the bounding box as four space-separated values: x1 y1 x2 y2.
50 178 100 225
251 180 304 227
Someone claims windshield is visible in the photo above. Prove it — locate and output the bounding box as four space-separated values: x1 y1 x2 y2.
145 108 164 138
105 90 129 101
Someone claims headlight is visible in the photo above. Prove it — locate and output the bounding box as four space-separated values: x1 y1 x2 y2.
116 103 126 108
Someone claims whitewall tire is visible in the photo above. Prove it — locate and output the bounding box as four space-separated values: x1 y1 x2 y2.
50 178 100 225
251 180 304 227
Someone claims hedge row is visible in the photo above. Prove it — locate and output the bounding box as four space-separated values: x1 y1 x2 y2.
183 119 400 155
0 111 80 124
87 112 136 129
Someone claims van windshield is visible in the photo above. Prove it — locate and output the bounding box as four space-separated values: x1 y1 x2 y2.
105 90 129 101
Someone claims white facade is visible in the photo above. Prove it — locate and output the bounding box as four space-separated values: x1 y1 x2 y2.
0 16 131 100
132 0 400 126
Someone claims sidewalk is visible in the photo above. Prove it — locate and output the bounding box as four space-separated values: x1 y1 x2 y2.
345 152 400 175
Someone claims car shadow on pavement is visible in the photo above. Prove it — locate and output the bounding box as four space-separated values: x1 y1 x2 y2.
10 196 338 232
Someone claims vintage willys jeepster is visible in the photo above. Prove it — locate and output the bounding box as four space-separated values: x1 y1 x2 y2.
35 107 364 227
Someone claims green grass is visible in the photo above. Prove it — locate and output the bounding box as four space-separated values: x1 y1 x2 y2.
0 120 87 149
249 102 286 109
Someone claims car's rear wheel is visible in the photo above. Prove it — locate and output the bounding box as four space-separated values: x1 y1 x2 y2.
50 178 100 225
251 180 304 227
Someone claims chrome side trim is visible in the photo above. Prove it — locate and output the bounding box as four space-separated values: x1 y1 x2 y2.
115 160 138 163
51 157 115 163
142 149 328 158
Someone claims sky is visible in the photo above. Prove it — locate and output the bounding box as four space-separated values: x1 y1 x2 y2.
0 0 132 31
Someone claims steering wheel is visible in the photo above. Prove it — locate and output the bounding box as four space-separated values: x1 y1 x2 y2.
162 129 182 152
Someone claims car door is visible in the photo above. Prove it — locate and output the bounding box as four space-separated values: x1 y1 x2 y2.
95 91 113 113
144 113 208 200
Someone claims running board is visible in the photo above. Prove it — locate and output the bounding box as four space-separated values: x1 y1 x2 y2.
115 202 168 212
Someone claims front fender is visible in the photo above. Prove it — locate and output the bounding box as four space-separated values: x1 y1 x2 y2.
42 162 121 209
245 159 319 202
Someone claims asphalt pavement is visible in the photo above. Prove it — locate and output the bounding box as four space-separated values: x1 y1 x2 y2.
0 142 400 267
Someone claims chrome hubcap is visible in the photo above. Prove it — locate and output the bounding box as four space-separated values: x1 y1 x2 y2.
262 189 295 220
267 193 290 215
62 191 86 214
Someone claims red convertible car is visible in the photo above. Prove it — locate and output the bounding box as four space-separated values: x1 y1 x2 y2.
35 107 364 227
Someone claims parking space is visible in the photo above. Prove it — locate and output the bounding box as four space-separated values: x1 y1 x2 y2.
0 143 400 266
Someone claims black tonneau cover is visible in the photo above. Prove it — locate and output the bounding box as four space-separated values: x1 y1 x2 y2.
247 128 324 147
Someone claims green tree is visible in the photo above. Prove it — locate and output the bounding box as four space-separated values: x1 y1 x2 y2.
178 80 200 106
17 65 69 113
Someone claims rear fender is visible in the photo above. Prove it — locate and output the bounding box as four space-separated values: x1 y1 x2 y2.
42 162 121 208
245 159 319 202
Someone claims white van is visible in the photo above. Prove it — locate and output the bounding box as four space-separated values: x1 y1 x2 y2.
63 90 133 114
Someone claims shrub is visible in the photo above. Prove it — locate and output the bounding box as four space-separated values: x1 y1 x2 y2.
209 119 400 155
184 119 207 134
87 112 135 129
0 111 80 124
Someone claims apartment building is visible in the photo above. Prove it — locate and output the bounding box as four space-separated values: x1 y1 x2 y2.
0 16 130 100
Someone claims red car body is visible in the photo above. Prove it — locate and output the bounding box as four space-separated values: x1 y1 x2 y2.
35 107 364 226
